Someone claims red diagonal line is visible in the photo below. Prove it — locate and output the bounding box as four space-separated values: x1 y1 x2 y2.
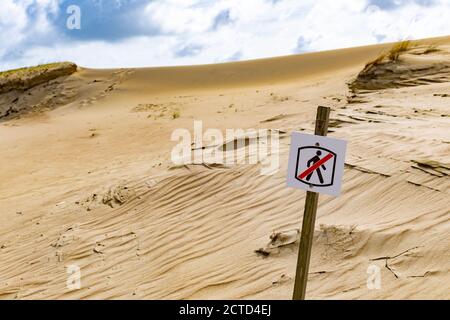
298 153 334 180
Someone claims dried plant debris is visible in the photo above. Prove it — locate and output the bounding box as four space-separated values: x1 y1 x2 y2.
255 229 300 257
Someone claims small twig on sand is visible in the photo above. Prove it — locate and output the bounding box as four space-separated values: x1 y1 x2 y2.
385 260 399 278
370 246 422 261
370 246 423 279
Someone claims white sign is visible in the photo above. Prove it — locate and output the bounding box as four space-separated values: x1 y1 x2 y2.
287 132 347 197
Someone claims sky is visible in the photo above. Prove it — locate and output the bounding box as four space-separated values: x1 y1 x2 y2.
1 0 450 71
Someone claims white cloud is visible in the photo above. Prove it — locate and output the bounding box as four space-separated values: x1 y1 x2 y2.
0 0 60 64
0 0 29 57
143 0 223 34
1 0 450 70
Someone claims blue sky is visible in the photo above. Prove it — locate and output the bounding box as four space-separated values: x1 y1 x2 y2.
1 0 449 71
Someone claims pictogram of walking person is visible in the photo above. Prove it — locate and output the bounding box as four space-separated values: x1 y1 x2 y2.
306 151 327 184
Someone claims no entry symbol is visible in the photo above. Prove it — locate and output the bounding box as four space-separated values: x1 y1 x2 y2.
296 146 337 187
287 132 347 197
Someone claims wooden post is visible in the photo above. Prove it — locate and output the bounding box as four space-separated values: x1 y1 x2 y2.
292 106 330 300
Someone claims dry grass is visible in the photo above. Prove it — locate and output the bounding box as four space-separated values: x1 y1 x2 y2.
0 62 77 94
387 40 413 61
363 53 387 69
0 62 72 79
362 40 414 71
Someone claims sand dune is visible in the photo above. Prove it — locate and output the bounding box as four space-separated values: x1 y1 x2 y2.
0 36 449 299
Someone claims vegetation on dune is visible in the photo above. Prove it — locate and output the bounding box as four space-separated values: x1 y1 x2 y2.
362 40 414 70
387 40 413 61
0 62 75 78
0 62 77 94
348 40 449 92
362 41 442 72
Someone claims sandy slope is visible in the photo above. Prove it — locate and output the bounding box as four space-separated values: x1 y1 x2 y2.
0 37 449 299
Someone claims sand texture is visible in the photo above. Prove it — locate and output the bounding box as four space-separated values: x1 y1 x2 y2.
0 37 449 299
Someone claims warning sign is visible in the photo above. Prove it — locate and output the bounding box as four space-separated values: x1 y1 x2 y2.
287 132 347 197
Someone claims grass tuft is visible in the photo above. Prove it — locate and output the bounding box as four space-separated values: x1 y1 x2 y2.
387 40 413 61
362 40 414 71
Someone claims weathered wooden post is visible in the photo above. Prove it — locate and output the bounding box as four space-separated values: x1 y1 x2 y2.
292 106 330 300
